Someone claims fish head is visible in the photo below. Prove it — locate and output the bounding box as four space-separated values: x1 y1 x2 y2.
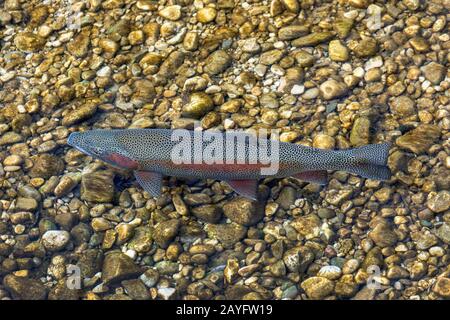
67 130 139 170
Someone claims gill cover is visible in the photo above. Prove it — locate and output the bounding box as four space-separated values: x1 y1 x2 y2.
67 130 138 169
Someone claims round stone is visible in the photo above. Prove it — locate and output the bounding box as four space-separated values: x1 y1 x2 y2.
158 5 182 21
196 7 217 23
313 134 336 149
42 230 71 251
329 40 349 62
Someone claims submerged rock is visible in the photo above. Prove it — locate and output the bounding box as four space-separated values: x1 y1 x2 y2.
102 252 142 284
205 223 247 248
223 197 263 226
396 125 441 154
3 275 47 300
81 171 115 203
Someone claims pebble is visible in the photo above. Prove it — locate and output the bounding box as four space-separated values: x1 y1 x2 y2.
29 154 64 179
197 7 217 23
396 124 441 154
434 223 450 245
350 37 378 57
3 155 23 166
281 0 300 13
281 285 298 300
128 30 144 45
153 219 180 248
128 227 152 253
101 252 142 285
99 38 119 56
432 277 450 298
259 49 285 66
205 223 247 248
15 197 38 212
158 5 182 21
191 204 223 223
368 219 398 248
121 279 150 300
313 134 335 149
183 31 199 51
302 87 320 100
242 38 261 53
427 191 450 213
14 32 46 52
291 214 321 239
182 93 214 119
319 79 348 100
292 32 334 47
390 96 416 117
342 259 360 274
67 30 90 57
204 50 232 75
80 171 115 203
329 40 349 62
140 269 159 288
3 275 47 300
0 132 23 146
278 25 309 41
223 197 263 226
421 62 446 85
54 175 79 197
318 265 342 280
300 277 334 300
350 117 371 146
158 287 176 300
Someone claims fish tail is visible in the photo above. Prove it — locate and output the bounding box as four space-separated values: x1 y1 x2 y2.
344 143 392 181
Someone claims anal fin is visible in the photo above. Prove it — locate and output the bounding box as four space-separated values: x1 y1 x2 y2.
293 171 328 185
226 180 258 201
134 171 162 197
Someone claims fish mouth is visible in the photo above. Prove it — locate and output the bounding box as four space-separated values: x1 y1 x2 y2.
67 132 79 148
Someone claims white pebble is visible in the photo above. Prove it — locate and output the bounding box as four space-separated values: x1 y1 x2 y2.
273 41 285 49
344 10 359 19
291 84 305 95
254 64 267 77
158 287 176 300
97 66 112 77
205 85 221 94
125 249 137 259
302 87 319 100
353 67 365 78
224 118 235 129
365 56 383 70
421 80 431 90
341 63 353 72
317 265 342 280
42 230 70 251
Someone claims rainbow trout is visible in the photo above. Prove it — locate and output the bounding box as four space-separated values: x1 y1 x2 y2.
68 129 391 200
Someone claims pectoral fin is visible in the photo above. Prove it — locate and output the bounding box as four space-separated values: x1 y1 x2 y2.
134 171 162 197
226 180 258 200
293 171 328 185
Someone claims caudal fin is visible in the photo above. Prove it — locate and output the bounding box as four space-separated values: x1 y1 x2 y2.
345 143 392 181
